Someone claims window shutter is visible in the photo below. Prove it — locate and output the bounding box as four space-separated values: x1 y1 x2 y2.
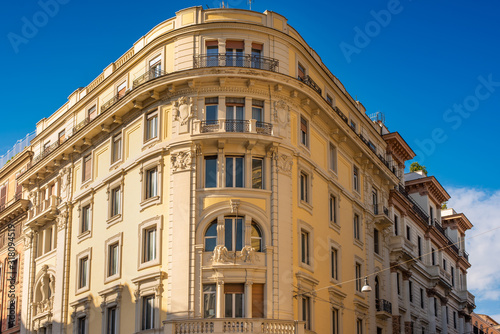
226 40 244 49
301 118 308 133
252 284 264 318
251 43 263 51
0 186 6 205
206 40 218 47
84 156 92 181
224 283 244 293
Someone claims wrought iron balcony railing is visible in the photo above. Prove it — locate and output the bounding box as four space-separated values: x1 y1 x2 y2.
200 120 273 135
298 75 322 95
397 184 430 224
133 68 167 88
376 299 392 314
194 54 279 72
373 204 389 217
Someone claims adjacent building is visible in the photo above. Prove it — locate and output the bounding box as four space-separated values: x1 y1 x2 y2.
0 6 478 334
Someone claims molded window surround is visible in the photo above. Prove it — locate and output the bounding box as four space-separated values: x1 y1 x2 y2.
138 216 162 270
139 157 163 211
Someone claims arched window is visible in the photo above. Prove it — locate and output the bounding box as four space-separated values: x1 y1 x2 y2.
204 221 217 251
251 223 262 252
374 276 380 301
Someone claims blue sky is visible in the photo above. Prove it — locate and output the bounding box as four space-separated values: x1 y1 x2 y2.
1 0 499 319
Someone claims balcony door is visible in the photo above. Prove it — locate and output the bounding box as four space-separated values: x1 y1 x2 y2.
251 43 263 69
206 41 218 67
226 98 245 132
225 284 244 318
226 40 244 67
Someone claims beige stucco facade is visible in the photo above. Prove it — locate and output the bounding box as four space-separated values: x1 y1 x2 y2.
0 5 476 334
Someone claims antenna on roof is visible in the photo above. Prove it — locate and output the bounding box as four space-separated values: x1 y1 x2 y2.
248 0 253 10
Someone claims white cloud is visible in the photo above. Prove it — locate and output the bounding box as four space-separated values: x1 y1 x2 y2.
447 187 500 307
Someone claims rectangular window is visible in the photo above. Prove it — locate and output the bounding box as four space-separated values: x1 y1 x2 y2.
225 157 244 188
446 306 449 324
225 41 244 67
112 134 122 163
78 316 86 334
251 44 263 69
142 295 155 330
143 227 157 262
432 248 436 265
111 186 121 217
434 298 437 317
145 167 158 199
354 214 360 240
355 263 362 292
205 97 219 122
443 258 447 270
145 111 158 141
83 154 92 182
394 215 399 235
224 217 243 252
332 308 339 334
409 280 413 302
204 156 217 188
0 185 6 207
353 166 359 192
203 284 216 318
224 284 244 318
451 267 455 287
374 228 380 254
430 206 434 221
329 143 337 172
58 129 66 144
331 248 338 280
300 172 309 203
78 256 88 289
301 296 311 330
88 105 97 121
301 230 310 265
372 188 378 214
420 288 424 308
326 94 333 106
453 311 457 329
329 195 337 224
251 158 263 189
397 273 401 295
298 63 306 81
406 225 411 241
117 81 127 99
149 55 162 78
357 318 363 334
300 117 308 147
10 258 18 282
252 100 264 122
81 205 90 233
107 306 117 334
108 243 119 277
350 120 357 132
417 236 422 259
225 98 245 132
206 43 219 66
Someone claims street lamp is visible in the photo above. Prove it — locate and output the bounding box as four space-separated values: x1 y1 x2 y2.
361 276 372 292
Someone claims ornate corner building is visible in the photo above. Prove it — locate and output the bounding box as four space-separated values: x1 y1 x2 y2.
0 6 477 334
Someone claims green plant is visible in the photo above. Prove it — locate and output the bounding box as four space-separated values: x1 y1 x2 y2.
409 162 427 175
441 202 448 210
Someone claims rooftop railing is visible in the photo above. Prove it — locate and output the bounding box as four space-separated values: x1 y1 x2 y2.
0 131 36 170
194 54 279 72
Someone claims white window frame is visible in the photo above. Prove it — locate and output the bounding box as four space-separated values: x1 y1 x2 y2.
77 195 93 242
329 142 338 173
110 131 123 167
353 164 360 193
105 233 122 283
143 108 160 145
75 248 92 294
107 176 124 226
138 216 162 270
298 162 313 212
299 115 310 149
298 220 314 272
139 157 162 211
131 272 165 332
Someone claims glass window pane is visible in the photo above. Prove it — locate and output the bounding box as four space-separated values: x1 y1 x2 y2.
252 107 262 122
225 219 233 251
206 105 218 121
203 285 216 318
225 294 233 317
235 294 244 317
205 157 217 188
235 158 244 187
252 159 263 189
236 218 243 251
225 158 234 187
